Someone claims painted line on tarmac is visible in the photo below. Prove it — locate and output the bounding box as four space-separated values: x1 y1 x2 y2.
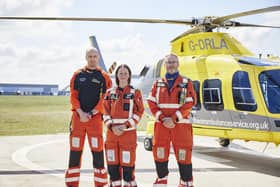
12 139 68 177
11 139 162 186
11 139 99 182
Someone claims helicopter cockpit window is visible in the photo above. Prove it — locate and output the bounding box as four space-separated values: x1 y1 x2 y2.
232 71 257 111
146 66 154 79
155 59 164 78
192 81 201 110
259 70 280 114
202 79 224 111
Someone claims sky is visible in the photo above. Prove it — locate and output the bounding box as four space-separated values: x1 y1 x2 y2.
0 0 280 89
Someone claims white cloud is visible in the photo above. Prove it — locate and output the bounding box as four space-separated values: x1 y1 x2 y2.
0 0 83 88
0 42 84 87
227 12 280 56
0 0 72 15
99 33 168 74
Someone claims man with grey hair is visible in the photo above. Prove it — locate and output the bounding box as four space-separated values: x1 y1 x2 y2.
147 53 196 187
65 47 112 187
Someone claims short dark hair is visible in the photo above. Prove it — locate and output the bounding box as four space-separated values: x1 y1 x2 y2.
115 64 132 86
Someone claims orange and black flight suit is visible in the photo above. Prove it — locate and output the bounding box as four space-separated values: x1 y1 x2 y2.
103 85 144 187
147 74 196 187
65 66 112 187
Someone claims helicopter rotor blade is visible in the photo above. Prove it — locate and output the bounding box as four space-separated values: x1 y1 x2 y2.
213 6 280 24
0 6 279 31
227 22 280 28
0 16 193 25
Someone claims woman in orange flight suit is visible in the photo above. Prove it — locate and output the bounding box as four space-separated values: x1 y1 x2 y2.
103 64 144 187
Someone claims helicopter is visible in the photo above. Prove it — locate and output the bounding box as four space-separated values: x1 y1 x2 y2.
0 6 280 150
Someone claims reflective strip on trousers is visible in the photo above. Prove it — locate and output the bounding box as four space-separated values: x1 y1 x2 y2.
95 176 107 183
180 179 193 186
94 168 107 174
65 177 79 182
123 181 137 186
68 168 80 174
112 180 122 186
130 180 137 186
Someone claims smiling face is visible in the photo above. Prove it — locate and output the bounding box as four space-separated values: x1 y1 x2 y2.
117 66 130 84
86 48 99 69
115 64 132 86
164 54 179 74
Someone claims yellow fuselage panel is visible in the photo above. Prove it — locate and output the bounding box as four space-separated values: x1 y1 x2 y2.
171 32 253 56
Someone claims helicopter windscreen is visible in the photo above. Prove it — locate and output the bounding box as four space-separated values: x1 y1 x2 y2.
259 69 280 113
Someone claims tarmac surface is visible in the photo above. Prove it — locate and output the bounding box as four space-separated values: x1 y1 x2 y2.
0 132 280 187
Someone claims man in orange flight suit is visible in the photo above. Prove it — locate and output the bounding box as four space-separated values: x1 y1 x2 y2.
147 54 196 187
103 64 144 187
65 47 112 187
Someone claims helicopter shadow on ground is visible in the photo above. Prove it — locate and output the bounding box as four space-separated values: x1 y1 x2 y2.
137 135 280 177
192 143 280 177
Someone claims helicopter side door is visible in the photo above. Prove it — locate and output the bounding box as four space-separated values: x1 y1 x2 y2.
229 69 271 136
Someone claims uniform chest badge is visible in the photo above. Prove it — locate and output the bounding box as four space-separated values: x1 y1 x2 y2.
124 93 134 99
79 77 86 82
110 93 118 100
92 78 100 84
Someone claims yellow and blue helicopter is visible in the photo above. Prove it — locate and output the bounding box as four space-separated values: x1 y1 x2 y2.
1 6 280 150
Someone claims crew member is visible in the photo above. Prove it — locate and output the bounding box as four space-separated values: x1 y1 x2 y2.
65 47 112 187
147 54 196 187
103 64 144 187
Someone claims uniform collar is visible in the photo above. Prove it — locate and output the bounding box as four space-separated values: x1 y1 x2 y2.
84 65 101 72
165 72 179 80
117 85 131 92
163 73 182 91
